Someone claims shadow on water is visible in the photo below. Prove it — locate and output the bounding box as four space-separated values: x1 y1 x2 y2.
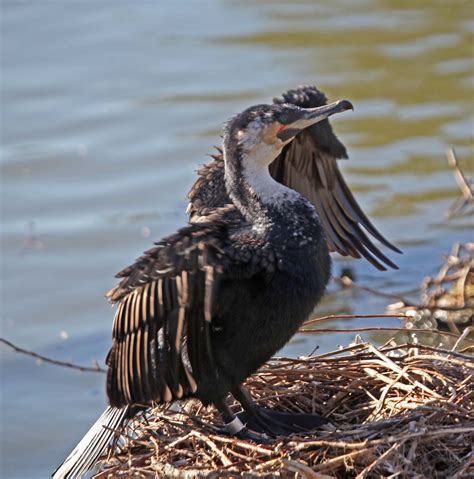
1 0 472 477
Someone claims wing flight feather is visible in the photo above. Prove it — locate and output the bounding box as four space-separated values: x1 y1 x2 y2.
106 210 233 408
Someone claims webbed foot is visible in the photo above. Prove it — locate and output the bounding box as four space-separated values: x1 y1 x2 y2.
237 406 331 437
235 426 270 444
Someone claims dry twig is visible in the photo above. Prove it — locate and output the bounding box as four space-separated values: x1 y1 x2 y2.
446 149 474 218
0 337 106 373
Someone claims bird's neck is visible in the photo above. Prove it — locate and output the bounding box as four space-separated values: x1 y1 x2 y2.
223 145 303 227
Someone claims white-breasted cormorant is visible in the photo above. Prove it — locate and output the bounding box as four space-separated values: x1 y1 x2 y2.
53 86 400 479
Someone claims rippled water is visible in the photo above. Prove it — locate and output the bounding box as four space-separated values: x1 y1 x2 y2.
1 1 472 477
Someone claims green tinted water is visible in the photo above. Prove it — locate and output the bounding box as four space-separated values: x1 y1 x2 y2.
1 1 472 476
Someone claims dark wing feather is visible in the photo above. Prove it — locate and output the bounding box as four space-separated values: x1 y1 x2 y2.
105 206 247 408
187 85 400 270
269 123 400 271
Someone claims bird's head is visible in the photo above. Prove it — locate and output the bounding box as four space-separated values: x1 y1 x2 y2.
224 99 353 168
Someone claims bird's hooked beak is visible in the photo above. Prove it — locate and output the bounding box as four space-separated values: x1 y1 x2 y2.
276 100 353 142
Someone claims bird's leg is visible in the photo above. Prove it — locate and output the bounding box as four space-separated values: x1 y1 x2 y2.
232 385 331 437
213 396 268 443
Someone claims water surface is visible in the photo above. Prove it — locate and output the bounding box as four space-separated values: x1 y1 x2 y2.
1 1 472 477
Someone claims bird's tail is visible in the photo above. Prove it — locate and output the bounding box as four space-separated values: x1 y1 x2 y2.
52 406 128 479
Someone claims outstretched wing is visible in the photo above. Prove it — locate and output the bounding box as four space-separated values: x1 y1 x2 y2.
270 86 400 271
188 85 400 270
106 207 258 408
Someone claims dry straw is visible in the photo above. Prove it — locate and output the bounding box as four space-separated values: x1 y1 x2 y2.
96 338 473 478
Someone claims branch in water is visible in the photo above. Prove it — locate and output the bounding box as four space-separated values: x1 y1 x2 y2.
333 277 469 312
333 276 421 307
446 148 474 218
0 337 106 373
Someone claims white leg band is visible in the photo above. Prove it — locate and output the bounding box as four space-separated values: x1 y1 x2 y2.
224 416 246 434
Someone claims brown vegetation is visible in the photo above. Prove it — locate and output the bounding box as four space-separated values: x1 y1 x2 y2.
96 339 473 478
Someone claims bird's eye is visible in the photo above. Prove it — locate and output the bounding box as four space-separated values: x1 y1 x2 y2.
278 114 290 125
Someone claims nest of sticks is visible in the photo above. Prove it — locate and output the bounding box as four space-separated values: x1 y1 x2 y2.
96 340 473 478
